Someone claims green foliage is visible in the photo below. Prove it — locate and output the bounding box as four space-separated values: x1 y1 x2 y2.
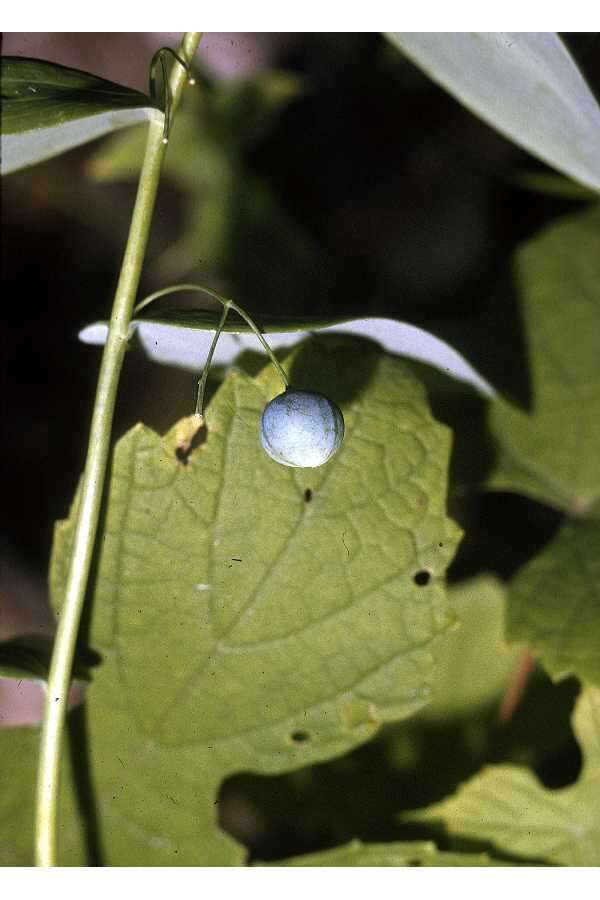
0 637 99 683
484 206 600 698
0 57 161 175
268 838 511 866
488 206 600 516
86 67 315 284
0 339 460 864
135 306 356 334
4 36 600 868
402 685 600 865
421 576 522 722
386 33 600 194
0 724 85 865
507 519 600 686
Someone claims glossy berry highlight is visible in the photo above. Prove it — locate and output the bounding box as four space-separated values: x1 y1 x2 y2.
260 390 345 468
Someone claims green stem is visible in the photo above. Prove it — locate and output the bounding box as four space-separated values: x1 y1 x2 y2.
34 32 202 868
195 302 230 417
134 283 290 391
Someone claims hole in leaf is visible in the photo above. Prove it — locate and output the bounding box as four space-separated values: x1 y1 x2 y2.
291 730 310 744
413 570 431 587
304 489 312 502
175 421 207 465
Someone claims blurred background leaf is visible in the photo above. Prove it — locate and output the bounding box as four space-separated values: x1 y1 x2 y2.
386 33 600 194
401 685 600 866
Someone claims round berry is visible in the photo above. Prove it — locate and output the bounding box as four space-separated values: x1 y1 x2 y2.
260 389 345 468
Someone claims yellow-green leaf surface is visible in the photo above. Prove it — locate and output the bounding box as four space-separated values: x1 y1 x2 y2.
403 685 600 865
420 576 522 722
1 57 162 176
267 838 509 866
0 339 459 865
0 724 86 865
488 206 600 515
508 519 600 686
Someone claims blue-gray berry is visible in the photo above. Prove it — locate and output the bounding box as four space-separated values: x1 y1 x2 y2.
260 390 345 468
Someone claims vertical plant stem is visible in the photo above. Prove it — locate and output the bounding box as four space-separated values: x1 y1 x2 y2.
34 31 202 867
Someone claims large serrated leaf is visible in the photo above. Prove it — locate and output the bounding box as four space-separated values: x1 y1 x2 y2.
488 205 600 514
402 685 600 866
507 519 600 687
0 57 162 175
0 338 460 865
386 33 600 194
266 838 511 866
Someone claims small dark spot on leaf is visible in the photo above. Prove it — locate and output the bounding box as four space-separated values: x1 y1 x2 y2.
407 859 423 866
413 570 431 586
291 730 310 743
304 488 312 502
438 542 443 547
231 558 242 563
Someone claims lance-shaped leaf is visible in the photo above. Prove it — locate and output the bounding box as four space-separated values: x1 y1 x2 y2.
488 205 600 515
386 33 600 194
0 57 162 175
0 338 460 865
508 518 600 687
79 314 495 398
267 838 511 866
402 685 600 866
0 636 99 683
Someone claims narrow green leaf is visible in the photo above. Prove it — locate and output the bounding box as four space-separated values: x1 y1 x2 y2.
1 57 162 175
79 315 495 399
137 306 355 334
403 684 600 866
488 205 600 514
0 338 460 865
0 636 100 683
508 519 600 686
386 33 600 194
266 838 511 866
